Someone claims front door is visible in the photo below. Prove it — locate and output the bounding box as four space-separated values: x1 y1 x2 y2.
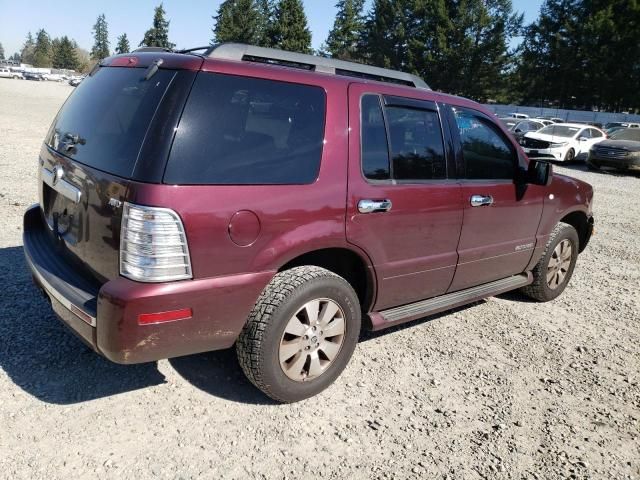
346 84 463 311
445 105 545 292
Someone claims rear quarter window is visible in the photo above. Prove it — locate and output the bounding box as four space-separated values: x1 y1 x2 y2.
164 73 326 185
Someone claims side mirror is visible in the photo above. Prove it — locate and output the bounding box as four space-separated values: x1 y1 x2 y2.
579 137 588 142
514 128 522 133
527 159 553 186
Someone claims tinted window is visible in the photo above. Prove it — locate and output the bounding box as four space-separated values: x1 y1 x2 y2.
454 109 516 180
386 106 446 180
165 73 326 185
45 67 175 177
361 95 390 180
590 128 603 138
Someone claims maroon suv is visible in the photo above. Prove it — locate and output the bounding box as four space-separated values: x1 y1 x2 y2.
23 44 594 402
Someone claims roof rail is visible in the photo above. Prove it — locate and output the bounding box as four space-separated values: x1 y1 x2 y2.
133 46 173 53
206 43 430 90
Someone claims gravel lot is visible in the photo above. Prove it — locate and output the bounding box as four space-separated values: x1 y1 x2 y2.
0 79 639 480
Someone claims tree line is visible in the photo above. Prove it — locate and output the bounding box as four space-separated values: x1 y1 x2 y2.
4 0 638 112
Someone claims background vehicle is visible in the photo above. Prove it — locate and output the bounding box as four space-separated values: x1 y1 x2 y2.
587 128 640 172
23 44 594 402
499 117 518 129
604 121 640 130
68 76 85 87
509 112 529 119
43 73 66 82
23 72 44 81
521 123 606 161
509 119 545 141
0 68 23 79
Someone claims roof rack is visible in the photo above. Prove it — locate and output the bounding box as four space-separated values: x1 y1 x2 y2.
205 43 430 90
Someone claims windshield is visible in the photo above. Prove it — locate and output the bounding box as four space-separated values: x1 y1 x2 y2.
610 129 640 141
537 125 580 138
46 67 175 177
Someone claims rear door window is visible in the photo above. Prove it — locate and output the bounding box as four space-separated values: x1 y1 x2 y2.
46 67 175 178
164 73 326 185
360 94 446 181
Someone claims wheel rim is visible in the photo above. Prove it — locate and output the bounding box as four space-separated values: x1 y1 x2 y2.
566 149 574 161
279 298 346 382
547 239 573 290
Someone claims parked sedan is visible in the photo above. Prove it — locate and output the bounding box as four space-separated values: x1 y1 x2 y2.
23 72 44 81
587 128 640 172
520 123 607 162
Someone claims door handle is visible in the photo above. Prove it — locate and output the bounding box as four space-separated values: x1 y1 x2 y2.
470 195 493 207
358 199 392 214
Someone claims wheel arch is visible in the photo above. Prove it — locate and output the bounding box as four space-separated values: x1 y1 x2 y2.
278 247 377 316
560 210 592 252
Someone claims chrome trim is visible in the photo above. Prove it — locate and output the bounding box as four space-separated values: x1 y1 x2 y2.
27 252 97 327
470 195 494 207
42 167 82 204
358 199 392 214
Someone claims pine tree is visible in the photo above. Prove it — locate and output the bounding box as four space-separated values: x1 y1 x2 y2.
91 14 110 60
324 0 365 60
21 32 36 65
0 43 5 60
33 29 53 67
140 3 175 49
52 36 79 70
115 33 130 54
10 53 22 63
270 0 312 53
256 0 275 46
213 0 262 44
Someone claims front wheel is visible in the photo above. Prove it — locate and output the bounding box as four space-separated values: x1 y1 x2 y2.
521 223 579 302
237 266 361 403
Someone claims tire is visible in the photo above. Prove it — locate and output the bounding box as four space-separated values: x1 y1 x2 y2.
521 222 579 302
237 266 361 403
587 160 600 171
564 148 575 162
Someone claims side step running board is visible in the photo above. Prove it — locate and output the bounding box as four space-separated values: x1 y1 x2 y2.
369 273 532 331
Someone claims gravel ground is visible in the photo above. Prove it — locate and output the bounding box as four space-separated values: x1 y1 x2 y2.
0 79 639 480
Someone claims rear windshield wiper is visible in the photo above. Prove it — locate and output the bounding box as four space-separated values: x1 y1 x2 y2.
144 59 164 81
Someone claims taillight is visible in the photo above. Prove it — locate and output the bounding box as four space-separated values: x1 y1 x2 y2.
120 202 192 282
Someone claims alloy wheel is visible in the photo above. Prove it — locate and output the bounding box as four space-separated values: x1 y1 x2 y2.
279 298 346 382
547 239 573 290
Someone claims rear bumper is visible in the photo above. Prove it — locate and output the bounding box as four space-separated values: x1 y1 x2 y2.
23 205 274 364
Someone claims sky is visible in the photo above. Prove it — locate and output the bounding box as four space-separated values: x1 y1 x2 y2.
0 0 544 59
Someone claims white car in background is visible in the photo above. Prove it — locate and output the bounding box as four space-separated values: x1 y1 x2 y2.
0 68 23 79
42 73 65 82
520 123 607 162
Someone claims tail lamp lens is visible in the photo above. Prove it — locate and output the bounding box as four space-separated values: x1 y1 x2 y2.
120 202 192 282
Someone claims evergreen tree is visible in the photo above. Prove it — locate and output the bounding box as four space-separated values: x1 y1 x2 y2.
140 3 175 49
213 0 262 44
21 32 36 65
270 0 312 53
324 0 365 60
10 52 22 63
33 29 53 67
115 33 130 54
91 14 110 60
0 43 5 60
52 36 79 70
256 0 275 46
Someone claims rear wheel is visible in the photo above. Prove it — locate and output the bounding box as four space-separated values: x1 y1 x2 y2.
521 223 579 302
564 148 575 162
237 266 361 403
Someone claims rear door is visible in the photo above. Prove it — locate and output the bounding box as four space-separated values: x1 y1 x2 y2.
346 84 463 311
445 105 544 291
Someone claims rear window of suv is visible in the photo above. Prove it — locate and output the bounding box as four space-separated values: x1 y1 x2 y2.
45 67 175 178
164 73 326 185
